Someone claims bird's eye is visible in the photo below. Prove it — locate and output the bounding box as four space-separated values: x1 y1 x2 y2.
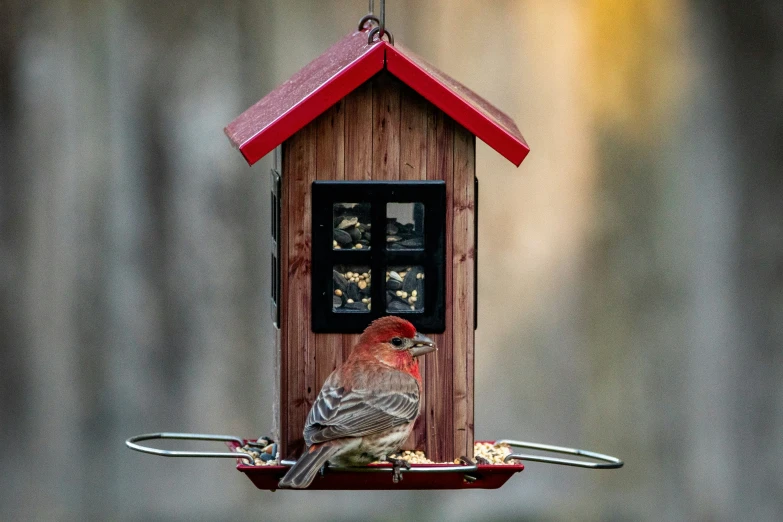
391 337 403 347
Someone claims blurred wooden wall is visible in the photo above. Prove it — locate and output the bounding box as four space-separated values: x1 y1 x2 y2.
0 1 781 521
0 1 277 519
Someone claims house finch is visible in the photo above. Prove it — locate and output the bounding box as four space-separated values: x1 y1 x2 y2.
278 316 436 489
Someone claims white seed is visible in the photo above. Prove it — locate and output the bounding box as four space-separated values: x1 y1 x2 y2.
334 289 342 296
333 240 338 247
411 290 417 297
401 291 408 299
355 243 363 249
347 299 354 304
361 298 369 304
358 281 367 289
410 296 417 303
396 290 402 297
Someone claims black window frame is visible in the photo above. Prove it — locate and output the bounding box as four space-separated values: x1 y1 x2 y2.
312 180 446 333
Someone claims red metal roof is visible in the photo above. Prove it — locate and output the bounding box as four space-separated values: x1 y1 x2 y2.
225 30 529 167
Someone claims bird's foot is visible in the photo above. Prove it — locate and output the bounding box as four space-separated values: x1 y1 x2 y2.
386 456 411 484
475 455 491 465
319 462 330 478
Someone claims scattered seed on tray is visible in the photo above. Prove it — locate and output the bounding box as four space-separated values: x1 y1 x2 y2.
235 439 514 466
378 450 434 465
235 439 279 466
472 442 514 464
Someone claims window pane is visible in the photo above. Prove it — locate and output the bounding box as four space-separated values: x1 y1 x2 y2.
333 203 371 250
333 266 372 312
386 202 424 250
385 266 424 312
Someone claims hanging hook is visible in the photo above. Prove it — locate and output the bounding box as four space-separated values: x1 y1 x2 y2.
358 0 379 31
358 14 379 30
366 0 393 45
379 0 385 37
367 26 394 45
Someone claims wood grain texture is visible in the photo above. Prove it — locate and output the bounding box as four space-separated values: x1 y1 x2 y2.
399 84 430 450
281 74 474 463
452 126 476 458
342 80 374 360
372 72 401 181
279 148 291 461
315 102 345 391
344 81 374 183
283 122 317 459
425 108 455 463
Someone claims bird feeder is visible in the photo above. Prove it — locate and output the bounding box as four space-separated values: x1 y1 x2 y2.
224 25 532 470
126 12 623 491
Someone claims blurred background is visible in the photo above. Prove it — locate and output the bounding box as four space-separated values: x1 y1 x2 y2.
1 0 781 520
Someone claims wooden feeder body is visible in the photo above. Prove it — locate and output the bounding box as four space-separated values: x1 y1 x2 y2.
225 31 528 465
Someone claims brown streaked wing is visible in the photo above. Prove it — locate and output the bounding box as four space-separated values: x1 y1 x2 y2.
304 370 420 446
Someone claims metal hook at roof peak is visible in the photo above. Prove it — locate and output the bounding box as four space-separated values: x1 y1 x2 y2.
358 14 379 31
358 0 378 32
367 0 393 45
368 26 394 45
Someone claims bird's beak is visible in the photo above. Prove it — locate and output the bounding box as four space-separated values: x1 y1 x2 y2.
410 333 436 357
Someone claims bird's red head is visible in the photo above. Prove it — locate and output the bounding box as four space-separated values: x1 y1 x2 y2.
359 316 417 345
354 317 436 381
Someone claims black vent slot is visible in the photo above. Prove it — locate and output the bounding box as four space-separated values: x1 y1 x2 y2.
271 168 281 327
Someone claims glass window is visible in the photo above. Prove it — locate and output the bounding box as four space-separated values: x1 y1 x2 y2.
386 202 424 250
386 266 424 313
333 203 371 250
333 265 371 312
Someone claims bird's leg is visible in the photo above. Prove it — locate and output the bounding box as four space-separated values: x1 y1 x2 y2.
386 456 411 484
319 461 330 478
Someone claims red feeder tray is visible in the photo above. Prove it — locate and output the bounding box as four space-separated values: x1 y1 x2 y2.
126 433 622 491
233 440 523 491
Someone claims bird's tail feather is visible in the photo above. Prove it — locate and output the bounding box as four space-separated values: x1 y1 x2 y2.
278 444 341 489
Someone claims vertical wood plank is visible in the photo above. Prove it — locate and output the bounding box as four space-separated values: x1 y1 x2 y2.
372 72 401 181
344 81 374 182
399 86 428 182
315 102 345 390
342 80 374 358
399 85 429 451
452 126 476 458
283 122 317 458
278 151 290 459
426 108 455 463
